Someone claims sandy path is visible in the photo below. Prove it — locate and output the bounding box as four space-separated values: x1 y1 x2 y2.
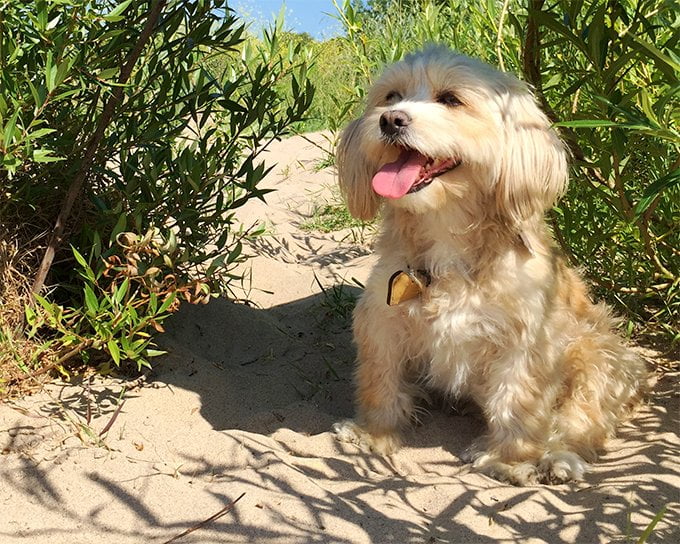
1 133 678 543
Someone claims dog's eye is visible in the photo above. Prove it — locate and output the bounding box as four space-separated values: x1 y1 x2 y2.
385 91 402 104
436 91 462 107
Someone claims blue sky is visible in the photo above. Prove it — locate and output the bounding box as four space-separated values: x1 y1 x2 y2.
231 1 343 40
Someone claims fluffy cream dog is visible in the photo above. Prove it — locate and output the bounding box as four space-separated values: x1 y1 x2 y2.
332 46 648 485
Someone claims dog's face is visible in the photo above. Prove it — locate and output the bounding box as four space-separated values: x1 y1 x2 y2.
337 47 568 225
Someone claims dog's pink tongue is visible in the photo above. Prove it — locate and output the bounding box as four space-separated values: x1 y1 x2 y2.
372 150 427 199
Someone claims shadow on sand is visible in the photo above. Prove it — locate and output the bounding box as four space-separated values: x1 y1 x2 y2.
151 294 679 543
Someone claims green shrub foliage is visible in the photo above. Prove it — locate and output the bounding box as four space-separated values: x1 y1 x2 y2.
0 0 313 374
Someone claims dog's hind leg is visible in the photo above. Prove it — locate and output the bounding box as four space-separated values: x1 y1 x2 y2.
555 324 648 464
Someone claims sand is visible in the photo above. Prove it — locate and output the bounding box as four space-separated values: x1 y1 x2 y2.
1 133 678 543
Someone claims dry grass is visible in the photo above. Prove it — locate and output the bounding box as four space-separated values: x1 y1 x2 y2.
0 220 56 398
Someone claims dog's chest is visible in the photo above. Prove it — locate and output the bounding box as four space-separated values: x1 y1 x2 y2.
375 242 551 393
404 275 523 394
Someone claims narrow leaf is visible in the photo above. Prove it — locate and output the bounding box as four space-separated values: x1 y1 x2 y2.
102 0 133 22
107 339 121 365
84 284 99 314
113 278 129 306
3 110 19 148
635 169 680 216
158 292 177 314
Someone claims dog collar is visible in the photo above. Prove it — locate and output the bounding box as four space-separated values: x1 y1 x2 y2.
386 267 431 306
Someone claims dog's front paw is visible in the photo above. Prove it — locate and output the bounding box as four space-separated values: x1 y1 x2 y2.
460 438 488 464
332 419 400 455
538 451 588 484
470 450 588 485
471 453 541 486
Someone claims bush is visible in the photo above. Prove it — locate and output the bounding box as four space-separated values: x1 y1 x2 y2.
296 36 357 133
0 0 313 389
208 28 355 134
329 0 678 337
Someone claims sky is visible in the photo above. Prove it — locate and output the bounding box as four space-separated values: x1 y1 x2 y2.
231 0 344 40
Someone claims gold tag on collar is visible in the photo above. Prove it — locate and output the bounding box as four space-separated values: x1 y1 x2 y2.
387 270 424 306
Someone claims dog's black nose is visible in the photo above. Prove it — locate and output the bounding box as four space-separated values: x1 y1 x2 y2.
380 110 411 136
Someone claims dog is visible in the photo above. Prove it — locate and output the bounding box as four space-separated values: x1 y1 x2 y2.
332 46 648 485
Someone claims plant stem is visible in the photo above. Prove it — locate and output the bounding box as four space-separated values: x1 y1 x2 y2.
496 0 511 71
522 0 610 189
31 0 167 296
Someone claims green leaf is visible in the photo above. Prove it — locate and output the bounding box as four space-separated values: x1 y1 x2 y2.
144 348 167 358
635 169 680 216
102 0 133 22
637 505 667 544
25 304 37 326
630 34 680 73
45 50 56 92
32 148 64 163
107 339 121 366
206 254 225 275
3 110 20 148
530 10 589 57
637 89 660 128
158 292 177 314
54 58 72 88
555 119 619 128
84 284 99 314
98 67 119 81
72 246 88 268
72 246 96 282
26 127 56 140
33 293 55 315
61 335 77 347
120 334 131 356
113 278 129 306
111 214 127 241
227 241 242 263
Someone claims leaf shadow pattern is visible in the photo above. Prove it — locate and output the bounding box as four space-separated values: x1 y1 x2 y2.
153 295 679 543
1 294 677 543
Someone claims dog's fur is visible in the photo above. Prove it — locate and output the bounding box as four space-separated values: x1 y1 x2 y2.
332 46 648 485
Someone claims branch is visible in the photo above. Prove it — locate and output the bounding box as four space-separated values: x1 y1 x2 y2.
496 0 511 71
31 0 168 295
522 1 609 186
162 493 246 544
9 338 95 387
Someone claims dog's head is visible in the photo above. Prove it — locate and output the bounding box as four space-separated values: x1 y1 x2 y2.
337 46 568 226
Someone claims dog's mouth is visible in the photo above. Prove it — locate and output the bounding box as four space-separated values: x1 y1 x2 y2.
372 148 461 199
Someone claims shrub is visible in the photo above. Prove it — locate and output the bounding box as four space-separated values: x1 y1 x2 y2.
0 0 313 390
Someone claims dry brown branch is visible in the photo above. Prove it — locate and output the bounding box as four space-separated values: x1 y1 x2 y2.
162 492 246 544
31 0 168 295
98 392 126 437
5 339 94 389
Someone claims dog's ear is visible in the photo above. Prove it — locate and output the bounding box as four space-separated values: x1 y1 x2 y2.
337 119 381 220
496 89 568 226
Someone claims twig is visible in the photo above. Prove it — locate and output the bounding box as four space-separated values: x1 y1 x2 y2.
31 0 168 295
99 387 126 437
496 0 511 71
162 492 246 544
522 0 609 186
85 380 92 425
9 339 95 386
